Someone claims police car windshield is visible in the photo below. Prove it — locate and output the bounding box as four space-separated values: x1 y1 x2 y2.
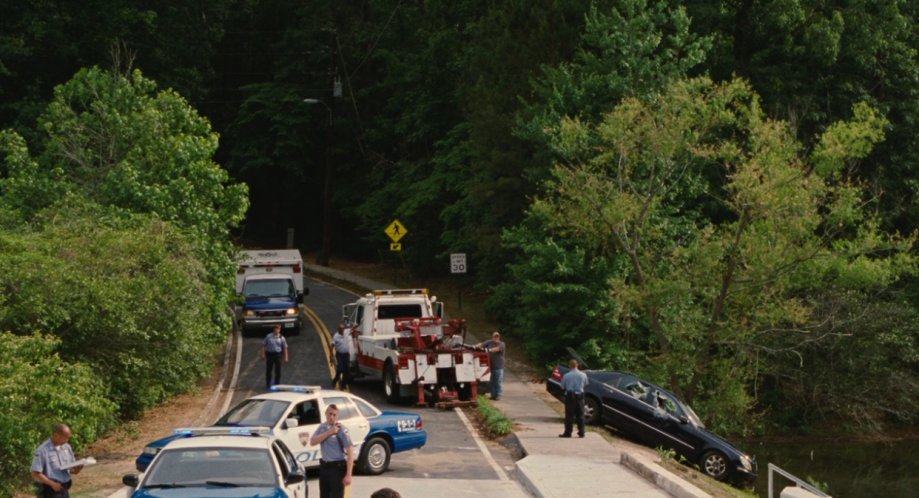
144 447 275 488
216 399 288 427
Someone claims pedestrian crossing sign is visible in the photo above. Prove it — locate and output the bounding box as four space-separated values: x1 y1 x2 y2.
384 219 407 242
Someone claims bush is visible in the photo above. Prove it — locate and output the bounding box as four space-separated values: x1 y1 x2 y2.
0 332 116 495
0 202 226 417
476 397 512 437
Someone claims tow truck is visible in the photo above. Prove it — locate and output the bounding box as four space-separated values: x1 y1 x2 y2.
341 289 491 408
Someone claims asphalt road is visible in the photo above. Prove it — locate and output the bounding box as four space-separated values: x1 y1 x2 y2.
232 277 518 482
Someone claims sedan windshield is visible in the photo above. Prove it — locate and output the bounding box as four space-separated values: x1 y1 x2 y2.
216 399 289 427
144 447 275 487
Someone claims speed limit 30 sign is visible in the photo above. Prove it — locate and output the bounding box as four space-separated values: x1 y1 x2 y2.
450 253 467 274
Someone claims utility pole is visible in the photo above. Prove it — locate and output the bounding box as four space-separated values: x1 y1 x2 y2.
316 30 336 267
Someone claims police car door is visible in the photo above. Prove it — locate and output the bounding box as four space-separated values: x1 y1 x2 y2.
272 440 307 498
284 398 322 468
322 395 371 456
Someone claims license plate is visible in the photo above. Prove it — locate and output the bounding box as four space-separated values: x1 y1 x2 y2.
284 323 294 328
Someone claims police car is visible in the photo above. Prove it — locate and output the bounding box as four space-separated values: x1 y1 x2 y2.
123 427 307 498
136 386 426 475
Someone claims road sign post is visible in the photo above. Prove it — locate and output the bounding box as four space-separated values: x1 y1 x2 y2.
450 253 467 310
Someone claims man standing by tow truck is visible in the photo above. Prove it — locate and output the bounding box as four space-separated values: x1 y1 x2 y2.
331 325 351 390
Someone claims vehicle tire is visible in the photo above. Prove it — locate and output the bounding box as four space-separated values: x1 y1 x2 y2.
583 395 601 425
700 450 729 481
359 437 391 475
383 363 401 403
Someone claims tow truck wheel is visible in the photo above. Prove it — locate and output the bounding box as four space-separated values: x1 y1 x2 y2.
383 363 400 403
359 437 391 475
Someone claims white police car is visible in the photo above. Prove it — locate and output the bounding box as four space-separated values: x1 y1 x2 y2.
123 427 307 498
136 386 426 475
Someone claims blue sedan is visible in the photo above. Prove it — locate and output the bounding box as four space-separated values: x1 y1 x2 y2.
136 386 426 475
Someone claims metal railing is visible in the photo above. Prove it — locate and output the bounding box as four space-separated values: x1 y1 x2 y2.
768 463 830 498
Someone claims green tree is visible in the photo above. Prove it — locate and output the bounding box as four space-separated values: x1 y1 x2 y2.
510 77 913 432
688 0 919 234
0 332 116 495
1 67 248 311
0 200 223 417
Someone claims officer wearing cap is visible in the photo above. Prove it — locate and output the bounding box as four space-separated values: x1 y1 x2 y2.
31 423 82 498
475 331 505 400
309 404 354 498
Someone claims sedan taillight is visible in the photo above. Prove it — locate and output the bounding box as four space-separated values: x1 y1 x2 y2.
551 366 562 381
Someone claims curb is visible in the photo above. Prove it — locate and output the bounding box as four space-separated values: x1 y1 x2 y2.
621 451 710 498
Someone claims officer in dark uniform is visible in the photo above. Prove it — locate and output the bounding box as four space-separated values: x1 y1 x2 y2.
331 325 351 389
31 424 82 498
260 324 288 388
309 404 354 498
559 359 589 438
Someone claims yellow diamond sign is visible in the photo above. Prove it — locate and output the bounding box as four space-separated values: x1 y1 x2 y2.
384 219 408 242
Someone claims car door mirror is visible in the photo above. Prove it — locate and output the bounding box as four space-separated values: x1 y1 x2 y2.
678 415 689 424
286 470 305 485
122 474 139 487
285 417 299 428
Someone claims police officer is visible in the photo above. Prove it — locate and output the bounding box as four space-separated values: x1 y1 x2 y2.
331 325 351 389
261 324 288 389
309 404 354 498
559 359 589 438
31 423 82 498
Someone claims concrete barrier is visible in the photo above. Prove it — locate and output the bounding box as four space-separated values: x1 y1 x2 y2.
781 486 831 498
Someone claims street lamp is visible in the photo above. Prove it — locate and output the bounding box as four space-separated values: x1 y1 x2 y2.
303 98 333 267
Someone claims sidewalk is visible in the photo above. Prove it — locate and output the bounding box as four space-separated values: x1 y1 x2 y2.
305 263 710 498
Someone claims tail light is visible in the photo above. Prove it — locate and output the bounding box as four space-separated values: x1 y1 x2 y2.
293 263 301 273
398 356 409 369
416 418 423 429
550 366 562 381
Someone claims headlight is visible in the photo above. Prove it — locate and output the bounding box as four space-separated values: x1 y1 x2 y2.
286 307 298 315
244 310 255 317
739 454 753 471
142 446 160 456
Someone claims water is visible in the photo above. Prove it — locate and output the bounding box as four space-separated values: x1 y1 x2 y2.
743 437 919 498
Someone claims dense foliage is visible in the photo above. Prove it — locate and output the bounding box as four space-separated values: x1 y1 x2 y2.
0 332 116 496
0 66 245 492
0 7 917 491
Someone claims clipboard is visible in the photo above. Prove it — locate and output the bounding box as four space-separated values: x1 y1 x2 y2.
60 457 96 470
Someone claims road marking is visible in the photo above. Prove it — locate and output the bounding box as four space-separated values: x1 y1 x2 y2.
218 324 244 420
303 305 337 380
195 311 243 425
454 407 509 481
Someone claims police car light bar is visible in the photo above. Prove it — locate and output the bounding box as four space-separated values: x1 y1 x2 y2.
270 384 322 393
173 426 272 437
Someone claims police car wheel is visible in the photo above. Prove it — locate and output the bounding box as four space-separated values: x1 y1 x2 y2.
359 437 391 475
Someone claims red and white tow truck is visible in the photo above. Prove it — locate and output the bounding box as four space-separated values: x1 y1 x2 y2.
341 289 491 407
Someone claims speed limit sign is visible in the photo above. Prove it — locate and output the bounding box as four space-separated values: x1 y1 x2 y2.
450 253 467 274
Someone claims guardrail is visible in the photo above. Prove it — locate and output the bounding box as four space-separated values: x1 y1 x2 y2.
768 463 830 498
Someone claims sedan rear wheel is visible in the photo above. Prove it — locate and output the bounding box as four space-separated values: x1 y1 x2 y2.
583 396 600 425
700 450 729 481
359 437 391 475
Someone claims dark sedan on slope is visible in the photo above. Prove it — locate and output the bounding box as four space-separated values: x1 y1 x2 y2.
547 363 757 486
